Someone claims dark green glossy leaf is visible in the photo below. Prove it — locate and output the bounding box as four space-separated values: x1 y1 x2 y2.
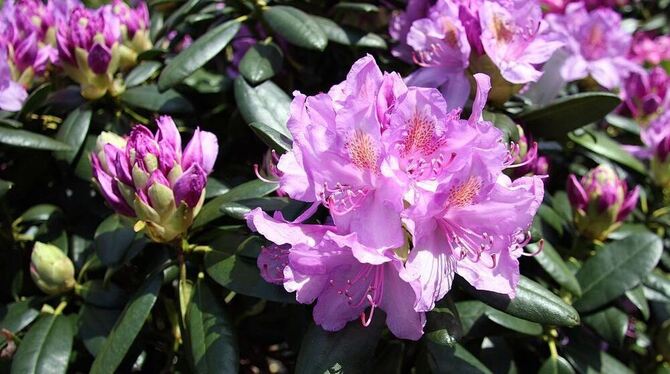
205 177 229 199
194 179 278 229
538 204 566 236
425 299 463 346
583 307 628 346
19 83 52 119
0 298 41 346
157 0 201 39
204 251 294 303
94 215 139 267
125 61 162 87
606 114 640 135
249 122 292 153
234 77 292 139
158 20 241 90
0 127 71 151
295 315 383 374
185 278 238 374
53 105 92 164
426 342 492 374
78 305 120 356
518 92 620 139
625 285 650 319
311 16 387 49
531 241 582 297
16 204 61 224
10 313 74 374
239 42 283 84
79 280 128 309
332 2 379 12
568 129 646 174
643 272 670 301
460 275 580 327
485 308 543 335
564 332 633 374
455 300 487 335
183 69 232 94
262 6 327 51
121 84 194 114
90 271 163 374
219 197 290 220
574 233 662 313
538 356 575 374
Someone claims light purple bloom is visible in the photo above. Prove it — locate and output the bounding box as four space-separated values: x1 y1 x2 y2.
642 111 670 189
0 44 27 111
545 2 638 89
105 0 152 55
621 67 670 123
247 208 426 340
629 33 670 67
91 116 219 243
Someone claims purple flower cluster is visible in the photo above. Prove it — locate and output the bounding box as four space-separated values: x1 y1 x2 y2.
540 0 628 13
642 112 670 189
629 33 670 67
621 67 670 124
390 0 562 106
91 116 219 243
567 165 638 240
246 56 544 339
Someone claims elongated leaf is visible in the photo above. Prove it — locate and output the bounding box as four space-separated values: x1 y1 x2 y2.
425 299 463 346
311 16 387 49
568 129 646 174
427 342 492 374
574 233 662 313
248 122 292 153
194 179 278 229
531 241 582 297
10 313 74 374
125 61 162 87
0 298 41 345
0 127 71 151
583 307 628 346
625 285 650 319
185 279 238 374
121 85 194 114
53 105 92 163
90 271 163 374
239 42 283 84
564 332 633 374
485 308 543 335
158 20 241 90
94 215 138 266
455 300 488 335
460 276 580 327
204 251 294 303
234 77 292 139
295 315 383 374
538 356 575 374
518 93 620 139
78 305 120 356
262 6 327 51
79 280 128 309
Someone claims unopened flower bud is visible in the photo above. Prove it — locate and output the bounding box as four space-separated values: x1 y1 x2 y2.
30 242 75 295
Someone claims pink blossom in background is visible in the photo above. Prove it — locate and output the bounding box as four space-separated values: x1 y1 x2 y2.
621 67 670 123
540 0 628 13
545 2 639 89
629 33 670 66
247 55 544 338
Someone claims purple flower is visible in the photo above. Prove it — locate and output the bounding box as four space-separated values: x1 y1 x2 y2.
621 67 670 124
106 0 152 55
509 125 549 179
545 2 638 89
642 111 670 189
247 209 426 340
0 44 27 111
567 165 639 240
91 116 219 243
541 0 629 13
629 33 670 66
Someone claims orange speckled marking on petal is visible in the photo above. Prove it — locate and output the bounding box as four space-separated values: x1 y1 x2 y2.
447 176 482 207
346 130 379 171
402 112 442 157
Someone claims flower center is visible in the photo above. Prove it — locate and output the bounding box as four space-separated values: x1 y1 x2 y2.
402 112 442 157
440 18 459 47
493 14 514 43
447 176 482 208
346 130 379 172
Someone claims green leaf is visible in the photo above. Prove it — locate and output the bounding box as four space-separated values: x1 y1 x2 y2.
425 298 463 346
53 105 92 164
643 271 670 301
121 84 194 114
518 92 621 139
185 278 239 374
568 128 646 174
332 2 379 13
538 204 566 236
193 179 278 229
606 114 640 135
484 308 543 335
19 83 52 119
248 122 292 153
90 271 163 374
483 111 519 142
460 275 580 327
158 20 241 90
10 313 74 374
538 356 575 374
0 127 71 151
455 300 488 335
234 77 292 139
16 204 62 224
205 251 295 303
311 16 387 49
78 305 120 356
219 197 290 220
262 6 327 51
625 285 650 319
79 280 128 309
94 215 142 267
125 61 162 87
0 178 12 198
531 241 582 297
574 233 662 313
583 307 628 346
0 298 41 346
564 332 633 374
239 42 283 84
295 316 383 374
426 342 492 374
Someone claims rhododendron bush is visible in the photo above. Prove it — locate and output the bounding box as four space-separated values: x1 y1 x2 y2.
1 0 669 373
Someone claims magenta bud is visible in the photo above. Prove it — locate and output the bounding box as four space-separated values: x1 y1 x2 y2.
88 43 112 74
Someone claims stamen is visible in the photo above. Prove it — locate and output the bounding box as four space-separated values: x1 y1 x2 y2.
522 239 544 257
360 296 376 327
253 164 279 184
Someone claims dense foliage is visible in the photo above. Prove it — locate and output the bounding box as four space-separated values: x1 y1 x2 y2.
0 0 669 373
